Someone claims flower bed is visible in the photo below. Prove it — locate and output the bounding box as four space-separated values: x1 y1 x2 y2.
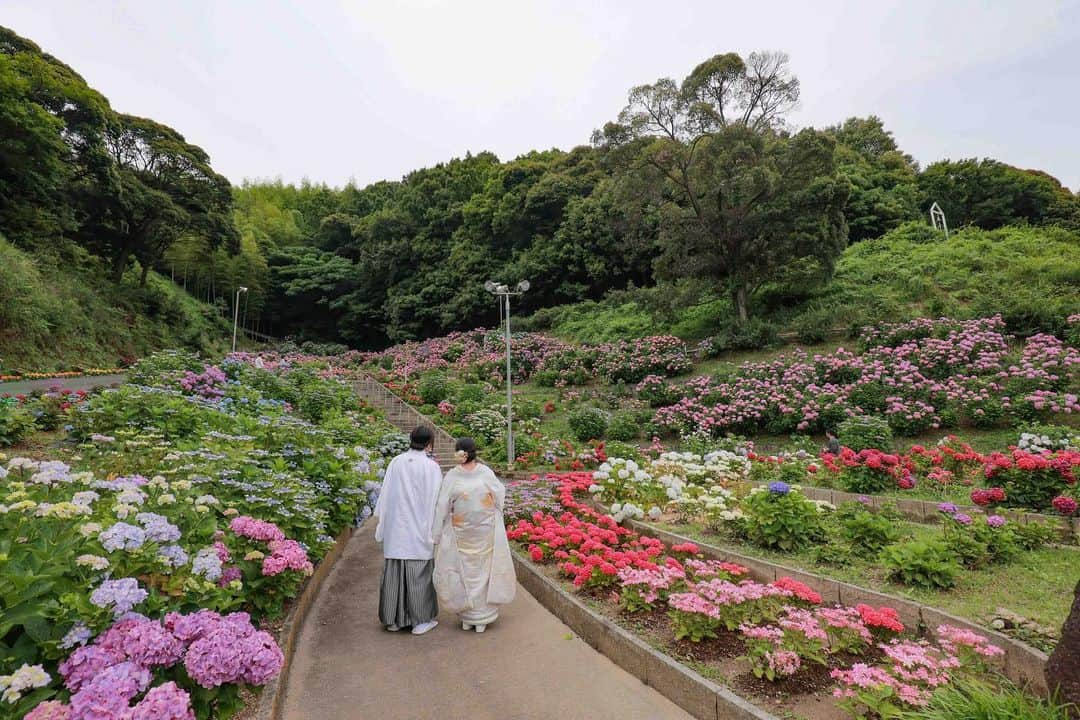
652 316 1078 438
508 473 1038 720
807 438 1080 516
0 352 390 718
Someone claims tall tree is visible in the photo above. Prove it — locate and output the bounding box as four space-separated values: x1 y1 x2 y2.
828 116 920 241
83 114 237 283
595 51 848 323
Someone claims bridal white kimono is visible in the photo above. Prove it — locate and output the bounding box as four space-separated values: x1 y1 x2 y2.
432 464 516 627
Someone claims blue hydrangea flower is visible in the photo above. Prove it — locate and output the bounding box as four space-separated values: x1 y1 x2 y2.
767 481 791 495
158 544 189 568
191 547 223 582
135 512 181 543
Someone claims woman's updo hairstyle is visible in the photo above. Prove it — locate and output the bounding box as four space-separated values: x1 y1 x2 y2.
455 437 478 464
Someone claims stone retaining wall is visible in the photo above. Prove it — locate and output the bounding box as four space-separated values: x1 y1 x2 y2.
256 525 355 720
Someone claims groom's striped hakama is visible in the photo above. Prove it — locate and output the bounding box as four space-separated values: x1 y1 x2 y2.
378 558 439 627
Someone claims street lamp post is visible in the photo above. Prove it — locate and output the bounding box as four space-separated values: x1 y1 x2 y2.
232 286 248 353
485 279 530 471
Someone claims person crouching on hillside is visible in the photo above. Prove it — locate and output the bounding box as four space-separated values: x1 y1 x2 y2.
374 425 443 635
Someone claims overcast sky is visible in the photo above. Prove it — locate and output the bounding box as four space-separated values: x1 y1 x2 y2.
6 0 1078 191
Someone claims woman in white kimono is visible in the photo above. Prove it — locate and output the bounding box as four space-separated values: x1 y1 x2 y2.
432 437 516 632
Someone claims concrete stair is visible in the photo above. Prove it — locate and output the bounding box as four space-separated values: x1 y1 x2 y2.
352 373 458 471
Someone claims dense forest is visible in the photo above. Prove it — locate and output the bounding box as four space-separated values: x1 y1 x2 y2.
2 26 1079 359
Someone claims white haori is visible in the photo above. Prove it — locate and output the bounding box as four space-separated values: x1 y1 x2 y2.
374 449 443 560
432 464 516 624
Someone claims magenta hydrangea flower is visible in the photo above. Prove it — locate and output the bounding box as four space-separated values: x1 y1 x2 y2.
262 539 313 576
164 609 223 644
229 516 285 542
241 631 285 685
130 681 195 720
112 617 183 668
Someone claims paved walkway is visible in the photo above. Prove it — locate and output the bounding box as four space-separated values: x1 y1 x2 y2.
282 523 692 720
0 373 126 395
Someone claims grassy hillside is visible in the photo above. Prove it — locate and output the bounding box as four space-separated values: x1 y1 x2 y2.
0 237 232 373
525 223 1080 343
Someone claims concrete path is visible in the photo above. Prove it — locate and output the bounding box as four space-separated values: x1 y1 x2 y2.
0 373 126 395
282 523 692 720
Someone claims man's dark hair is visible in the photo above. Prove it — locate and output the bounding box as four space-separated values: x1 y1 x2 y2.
409 425 434 450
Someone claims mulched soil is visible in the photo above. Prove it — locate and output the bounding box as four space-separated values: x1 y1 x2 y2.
669 631 746 662
735 659 836 697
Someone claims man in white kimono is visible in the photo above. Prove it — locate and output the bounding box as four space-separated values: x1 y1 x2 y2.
373 425 443 635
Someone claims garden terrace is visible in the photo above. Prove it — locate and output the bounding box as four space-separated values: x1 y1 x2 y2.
506 473 1056 720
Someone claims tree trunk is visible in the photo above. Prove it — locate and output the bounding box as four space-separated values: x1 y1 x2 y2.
732 284 750 324
1047 579 1080 716
111 250 130 283
139 261 151 288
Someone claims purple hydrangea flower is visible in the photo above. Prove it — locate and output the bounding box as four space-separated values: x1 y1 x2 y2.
767 481 791 495
986 515 1006 528
70 661 151 714
90 578 148 617
136 512 181 543
58 644 125 692
99 522 146 552
937 502 959 514
953 513 973 525
59 622 93 650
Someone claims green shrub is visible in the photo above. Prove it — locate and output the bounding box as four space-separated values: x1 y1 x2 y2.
812 540 853 566
568 407 609 442
417 373 451 405
456 383 486 403
0 402 36 447
603 440 644 463
513 398 543 422
607 411 640 442
881 539 959 589
1012 522 1058 551
128 349 205 385
793 309 833 344
740 485 824 552
837 415 892 451
838 504 902 554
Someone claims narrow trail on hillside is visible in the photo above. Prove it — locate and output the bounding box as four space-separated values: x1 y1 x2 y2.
280 523 691 720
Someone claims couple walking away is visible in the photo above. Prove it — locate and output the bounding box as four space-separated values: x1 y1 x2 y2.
373 426 516 635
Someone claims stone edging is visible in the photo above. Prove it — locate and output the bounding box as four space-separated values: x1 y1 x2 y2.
512 553 778 720
620 517 1051 696
256 525 355 720
751 482 1077 540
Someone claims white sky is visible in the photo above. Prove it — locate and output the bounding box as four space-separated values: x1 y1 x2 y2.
5 0 1078 191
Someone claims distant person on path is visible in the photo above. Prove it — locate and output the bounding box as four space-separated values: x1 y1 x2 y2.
432 437 516 632
373 425 443 635
825 430 841 455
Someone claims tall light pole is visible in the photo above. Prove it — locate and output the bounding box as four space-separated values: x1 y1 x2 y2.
232 286 248 353
485 279 530 470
